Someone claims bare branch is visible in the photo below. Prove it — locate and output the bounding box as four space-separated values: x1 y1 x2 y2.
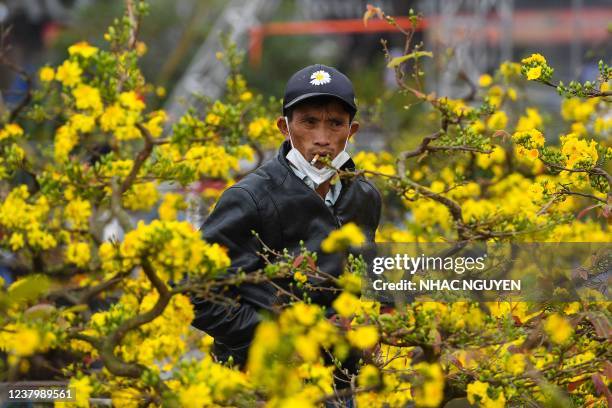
125 0 140 50
110 177 135 232
119 123 154 194
427 145 492 154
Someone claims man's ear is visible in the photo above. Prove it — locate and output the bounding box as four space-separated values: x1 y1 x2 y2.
348 121 360 140
277 116 289 138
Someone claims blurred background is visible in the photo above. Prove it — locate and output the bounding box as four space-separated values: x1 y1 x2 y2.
1 0 610 151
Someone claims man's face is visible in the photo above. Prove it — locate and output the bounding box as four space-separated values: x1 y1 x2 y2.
277 100 359 168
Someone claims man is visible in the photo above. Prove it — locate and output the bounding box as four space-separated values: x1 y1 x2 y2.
191 64 382 368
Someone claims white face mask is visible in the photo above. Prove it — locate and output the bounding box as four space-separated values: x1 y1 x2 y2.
284 116 351 188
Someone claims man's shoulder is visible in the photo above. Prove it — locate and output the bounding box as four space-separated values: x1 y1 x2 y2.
230 157 286 197
352 176 382 203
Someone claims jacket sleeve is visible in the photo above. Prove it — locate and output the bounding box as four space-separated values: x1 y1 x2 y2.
191 186 263 347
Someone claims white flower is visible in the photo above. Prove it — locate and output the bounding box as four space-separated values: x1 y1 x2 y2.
310 70 331 86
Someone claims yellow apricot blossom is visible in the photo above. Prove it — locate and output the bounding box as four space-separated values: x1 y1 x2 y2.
9 232 25 250
512 128 545 152
332 292 360 317
486 110 508 130
293 271 307 284
158 192 186 221
247 117 283 147
68 41 99 58
412 362 445 408
521 53 547 65
69 113 96 133
143 110 167 137
55 60 82 87
320 222 365 253
505 353 526 375
178 383 212 407
526 66 542 80
476 145 505 169
54 124 79 162
64 197 92 229
0 324 40 357
69 376 93 407
66 242 91 267
100 104 126 131
185 145 240 179
560 133 598 169
358 364 380 387
561 97 597 122
205 113 221 126
499 61 521 78
507 87 517 100
544 313 573 344
135 41 147 56
38 66 55 82
111 388 141 408
593 117 611 134
479 74 492 87
487 85 504 107
72 84 103 112
122 182 160 211
516 107 543 132
347 325 378 349
471 382 506 408
119 91 145 111
0 123 24 141
440 97 472 117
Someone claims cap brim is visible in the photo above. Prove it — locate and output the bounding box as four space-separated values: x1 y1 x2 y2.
283 92 356 113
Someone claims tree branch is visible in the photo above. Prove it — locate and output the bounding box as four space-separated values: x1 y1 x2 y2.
99 258 171 378
125 0 140 50
539 79 612 98
119 123 154 194
111 177 135 232
341 168 469 241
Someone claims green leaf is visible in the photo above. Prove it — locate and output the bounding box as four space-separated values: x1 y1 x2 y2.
7 275 51 306
24 303 57 320
387 51 433 68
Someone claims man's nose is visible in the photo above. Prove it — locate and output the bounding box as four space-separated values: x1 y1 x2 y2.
312 126 331 146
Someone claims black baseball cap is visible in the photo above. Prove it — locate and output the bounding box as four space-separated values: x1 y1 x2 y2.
282 64 357 117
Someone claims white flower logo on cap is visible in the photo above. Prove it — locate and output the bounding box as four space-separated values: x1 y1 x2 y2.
310 70 331 86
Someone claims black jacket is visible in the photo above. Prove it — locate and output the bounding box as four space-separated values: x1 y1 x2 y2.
191 140 382 365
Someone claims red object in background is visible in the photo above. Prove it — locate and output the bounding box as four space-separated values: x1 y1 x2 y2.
195 178 227 193
42 21 63 48
380 305 395 314
248 7 612 67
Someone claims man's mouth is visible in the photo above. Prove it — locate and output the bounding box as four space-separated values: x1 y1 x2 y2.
310 152 332 165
